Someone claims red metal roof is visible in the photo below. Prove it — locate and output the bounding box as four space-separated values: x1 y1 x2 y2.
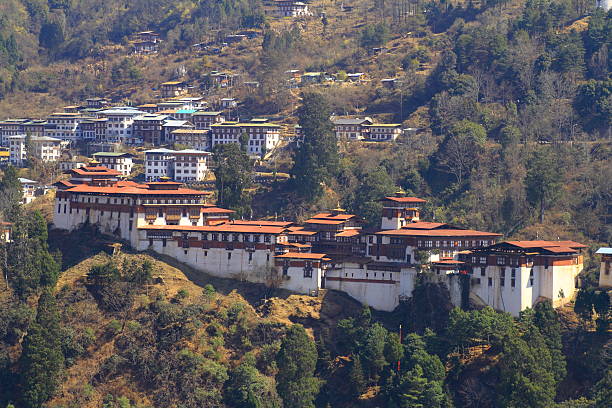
231 220 293 227
311 212 356 221
335 229 361 237
140 224 286 234
303 219 346 225
275 252 327 260
505 240 586 249
402 222 449 230
382 196 427 203
64 183 207 196
377 229 501 237
69 166 122 176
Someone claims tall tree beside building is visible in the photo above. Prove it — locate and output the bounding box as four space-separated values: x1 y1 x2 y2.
19 290 64 408
291 92 338 201
276 325 320 408
213 143 253 218
525 148 561 223
0 165 23 222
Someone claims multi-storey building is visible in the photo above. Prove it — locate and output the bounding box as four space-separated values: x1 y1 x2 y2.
363 124 403 141
333 117 373 140
160 81 188 98
45 113 87 145
173 150 211 182
191 111 225 130
144 148 175 181
596 248 612 288
132 114 170 145
93 152 134 176
170 129 211 150
275 0 311 17
97 107 146 145
0 119 48 146
210 121 281 156
144 148 210 182
8 135 62 166
52 183 585 316
459 241 586 316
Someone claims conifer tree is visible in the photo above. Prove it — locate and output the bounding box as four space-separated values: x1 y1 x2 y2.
290 92 338 201
19 290 64 408
213 143 253 217
276 325 320 408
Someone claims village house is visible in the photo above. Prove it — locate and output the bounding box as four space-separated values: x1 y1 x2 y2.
133 32 161 55
144 148 210 182
132 114 170 146
136 104 159 114
191 111 225 130
210 121 281 157
170 129 211 151
44 113 87 145
162 120 194 143
8 135 62 166
144 148 176 181
275 0 311 17
172 149 211 182
93 152 134 176
220 98 238 110
86 97 110 109
333 117 373 140
19 177 53 204
0 222 11 243
160 81 189 98
0 119 48 146
363 124 403 141
596 248 612 288
97 107 147 145
59 159 86 172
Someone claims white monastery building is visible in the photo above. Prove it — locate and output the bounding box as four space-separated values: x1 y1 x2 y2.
52 176 586 316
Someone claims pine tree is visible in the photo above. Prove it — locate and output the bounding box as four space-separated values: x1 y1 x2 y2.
19 290 64 408
348 355 366 398
290 92 338 201
213 143 253 217
276 325 320 408
0 165 22 222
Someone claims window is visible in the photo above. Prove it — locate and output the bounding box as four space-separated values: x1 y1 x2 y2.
488 277 492 287
497 256 506 265
248 252 253 262
480 256 486 264
303 261 313 278
227 252 232 260
529 269 534 286
480 267 486 277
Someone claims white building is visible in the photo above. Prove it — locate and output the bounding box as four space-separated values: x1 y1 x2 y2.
170 129 211 151
462 241 586 316
275 0 311 17
8 135 62 166
173 149 211 182
363 124 403 141
93 152 134 176
210 121 281 156
144 148 210 182
51 184 586 317
596 248 612 288
144 148 176 181
45 113 86 145
97 107 147 145
596 0 611 11
333 117 373 140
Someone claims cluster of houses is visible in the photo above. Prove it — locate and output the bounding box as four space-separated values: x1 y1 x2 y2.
51 167 596 317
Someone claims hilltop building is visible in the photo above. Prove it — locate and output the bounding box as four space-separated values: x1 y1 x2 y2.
52 180 586 316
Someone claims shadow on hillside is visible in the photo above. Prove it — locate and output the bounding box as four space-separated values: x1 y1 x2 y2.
49 227 117 270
